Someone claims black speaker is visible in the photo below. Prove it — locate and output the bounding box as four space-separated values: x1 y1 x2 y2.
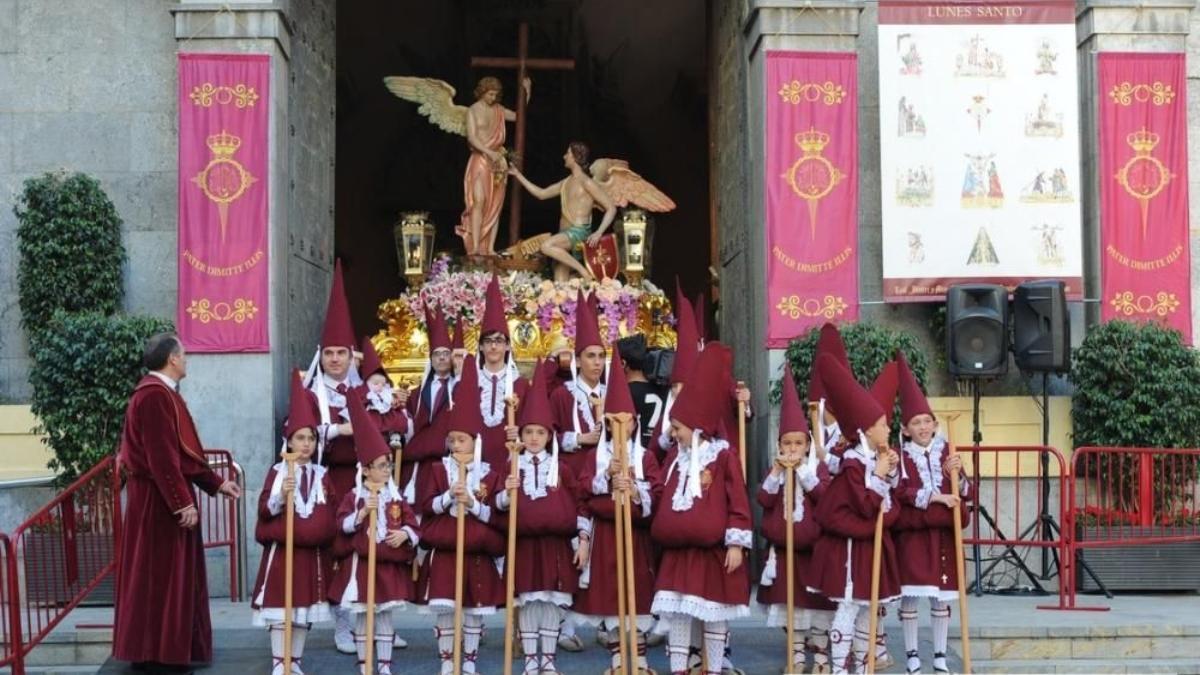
946 284 1009 377
1013 280 1070 372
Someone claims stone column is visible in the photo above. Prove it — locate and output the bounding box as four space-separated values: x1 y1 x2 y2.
172 0 336 588
713 1 864 483
1075 0 1196 335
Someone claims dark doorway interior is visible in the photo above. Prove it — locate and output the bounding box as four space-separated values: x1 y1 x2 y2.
335 0 710 336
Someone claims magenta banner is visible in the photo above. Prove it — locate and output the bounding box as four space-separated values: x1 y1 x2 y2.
177 53 269 352
765 51 859 347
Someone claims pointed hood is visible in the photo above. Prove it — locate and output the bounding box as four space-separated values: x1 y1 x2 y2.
778 363 809 438
807 323 850 411
283 370 321 439
517 363 556 431
480 273 509 340
451 314 466 351
359 337 386 381
446 354 484 436
320 259 357 350
896 350 933 425
346 387 391 467
424 301 451 353
671 287 700 386
693 291 709 342
869 360 900 426
604 350 637 430
573 289 603 355
816 353 885 435
670 342 733 436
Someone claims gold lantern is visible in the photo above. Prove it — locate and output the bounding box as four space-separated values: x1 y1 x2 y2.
618 208 653 285
393 211 436 285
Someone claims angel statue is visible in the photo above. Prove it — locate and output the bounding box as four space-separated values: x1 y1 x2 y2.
508 142 676 281
383 75 531 256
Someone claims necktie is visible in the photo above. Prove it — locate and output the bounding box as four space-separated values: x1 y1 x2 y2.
433 377 449 415
299 466 311 502
490 374 499 413
532 456 541 488
336 383 347 395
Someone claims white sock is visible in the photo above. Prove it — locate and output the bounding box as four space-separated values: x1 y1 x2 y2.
851 606 872 673
830 603 858 675
809 609 832 669
291 624 308 672
876 605 890 661
463 615 483 673
354 614 369 674
434 613 454 674
666 612 692 673
702 621 728 675
901 596 921 671
539 603 564 669
376 612 394 674
518 602 540 673
269 623 285 673
931 600 951 672
334 604 353 639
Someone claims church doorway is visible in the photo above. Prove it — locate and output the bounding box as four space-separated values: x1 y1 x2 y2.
334 0 712 336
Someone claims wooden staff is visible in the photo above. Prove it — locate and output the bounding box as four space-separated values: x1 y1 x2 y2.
808 402 822 456
281 452 299 674
453 458 469 675
609 412 639 675
364 480 381 675
945 416 972 674
782 456 798 672
866 437 891 675
737 380 747 476
611 434 632 675
503 397 520 675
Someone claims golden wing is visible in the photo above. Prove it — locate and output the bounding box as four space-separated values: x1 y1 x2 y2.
382 76 468 137
595 162 677 213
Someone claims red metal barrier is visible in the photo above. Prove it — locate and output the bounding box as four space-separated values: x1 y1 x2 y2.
1067 446 1200 609
1 532 25 674
198 449 242 601
0 456 121 675
958 445 1073 610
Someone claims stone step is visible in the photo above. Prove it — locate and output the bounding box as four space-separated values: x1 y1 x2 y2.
953 628 1200 661
972 657 1200 674
4 667 102 675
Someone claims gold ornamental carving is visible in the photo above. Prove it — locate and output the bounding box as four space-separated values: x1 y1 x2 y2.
189 83 260 108
1114 128 1173 237
1109 291 1180 317
776 294 847 320
191 130 257 243
777 80 846 106
782 128 844 239
1108 81 1176 107
185 298 259 323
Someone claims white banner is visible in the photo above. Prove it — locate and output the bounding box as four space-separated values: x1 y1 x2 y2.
878 2 1082 301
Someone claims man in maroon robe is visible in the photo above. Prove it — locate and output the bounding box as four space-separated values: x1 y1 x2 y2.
113 333 241 672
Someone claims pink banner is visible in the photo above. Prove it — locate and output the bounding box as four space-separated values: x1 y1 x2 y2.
1099 53 1191 340
178 53 270 352
765 51 858 347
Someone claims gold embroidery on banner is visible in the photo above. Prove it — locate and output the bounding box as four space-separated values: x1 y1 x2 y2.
782 128 845 239
190 82 260 108
1114 128 1174 237
1109 291 1180 317
1108 81 1176 107
191 130 257 243
776 295 847 320
777 80 846 105
185 298 260 324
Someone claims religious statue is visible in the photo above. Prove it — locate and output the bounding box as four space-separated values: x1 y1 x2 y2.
383 75 531 256
508 142 675 282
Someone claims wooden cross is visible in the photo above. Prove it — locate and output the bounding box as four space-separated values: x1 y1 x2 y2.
471 22 575 247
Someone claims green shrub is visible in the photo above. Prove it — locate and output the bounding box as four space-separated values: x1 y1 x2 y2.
771 322 929 434
28 312 174 483
1071 320 1200 513
14 172 125 342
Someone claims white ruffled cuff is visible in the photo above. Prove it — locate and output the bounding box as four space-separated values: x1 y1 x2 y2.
562 431 580 451
433 491 452 515
471 501 491 523
915 486 934 509
341 513 357 534
761 472 783 495
635 481 653 517
401 525 419 547
725 528 752 548
577 516 593 538
960 475 971 497
798 465 820 493
321 423 340 441
591 473 610 496
267 492 284 516
825 453 842 475
868 475 893 512
496 489 511 511
658 430 673 450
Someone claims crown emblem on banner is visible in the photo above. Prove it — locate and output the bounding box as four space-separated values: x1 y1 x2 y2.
206 130 243 157
796 129 832 154
1126 128 1160 153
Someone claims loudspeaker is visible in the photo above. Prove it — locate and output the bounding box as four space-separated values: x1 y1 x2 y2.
1013 280 1070 372
946 284 1009 377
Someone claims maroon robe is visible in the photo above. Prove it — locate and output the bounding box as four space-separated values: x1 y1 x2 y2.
493 452 587 601
550 382 604 477
651 442 753 608
327 489 420 607
307 380 358 499
401 373 455 494
756 462 836 611
416 457 507 611
894 443 973 595
810 449 902 603
251 464 336 616
114 375 225 666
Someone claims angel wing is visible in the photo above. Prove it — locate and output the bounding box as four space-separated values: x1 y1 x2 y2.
382 76 468 137
590 158 677 213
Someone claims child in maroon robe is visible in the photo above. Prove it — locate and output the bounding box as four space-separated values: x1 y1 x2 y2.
328 388 420 675
550 290 607 477
476 274 531 467
572 353 662 674
358 337 408 452
252 373 337 675
417 356 506 675
808 355 902 674
494 367 591 674
756 364 836 673
650 344 752 675
893 353 971 675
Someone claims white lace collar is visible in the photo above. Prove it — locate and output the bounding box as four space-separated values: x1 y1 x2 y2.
479 360 520 427
351 480 402 542
268 461 327 518
441 455 491 490
569 378 606 433
667 438 726 512
902 436 946 490
518 451 553 499
366 386 394 414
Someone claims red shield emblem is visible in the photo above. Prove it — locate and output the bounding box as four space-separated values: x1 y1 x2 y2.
582 234 619 280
